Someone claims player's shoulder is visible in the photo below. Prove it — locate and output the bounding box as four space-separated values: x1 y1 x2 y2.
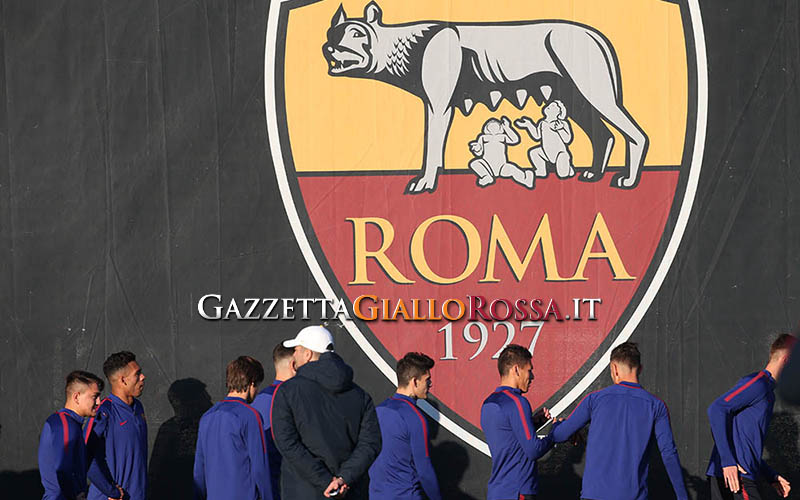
730 370 773 396
742 370 771 387
96 397 113 411
252 389 273 405
44 411 64 428
482 390 507 407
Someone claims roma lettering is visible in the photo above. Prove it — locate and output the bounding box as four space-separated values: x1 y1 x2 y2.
347 213 635 285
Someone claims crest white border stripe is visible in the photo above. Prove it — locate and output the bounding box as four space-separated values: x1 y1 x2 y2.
265 0 707 456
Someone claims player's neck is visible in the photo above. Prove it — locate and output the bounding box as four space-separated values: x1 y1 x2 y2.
764 362 781 381
63 400 81 415
274 369 293 382
615 374 639 385
112 387 134 406
395 386 416 399
499 376 522 391
226 390 249 400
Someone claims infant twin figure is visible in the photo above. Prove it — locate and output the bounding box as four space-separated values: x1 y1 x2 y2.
468 100 574 189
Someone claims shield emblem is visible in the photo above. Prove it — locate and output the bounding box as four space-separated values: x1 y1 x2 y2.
266 0 706 454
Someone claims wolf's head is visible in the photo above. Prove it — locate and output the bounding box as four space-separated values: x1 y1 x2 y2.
322 2 382 76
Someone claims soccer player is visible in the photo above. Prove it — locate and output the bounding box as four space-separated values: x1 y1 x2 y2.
480 344 553 500
551 342 688 500
271 325 381 499
193 356 272 500
251 343 297 500
38 370 119 500
85 351 147 500
706 333 795 500
369 352 442 500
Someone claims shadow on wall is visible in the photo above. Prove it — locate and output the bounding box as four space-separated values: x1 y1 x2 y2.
759 411 799 498
0 470 43 498
426 398 479 500
538 428 585 500
148 378 213 500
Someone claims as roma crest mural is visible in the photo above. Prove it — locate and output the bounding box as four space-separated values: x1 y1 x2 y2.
265 0 706 454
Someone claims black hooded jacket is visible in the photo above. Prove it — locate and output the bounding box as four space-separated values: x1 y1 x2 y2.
271 352 381 499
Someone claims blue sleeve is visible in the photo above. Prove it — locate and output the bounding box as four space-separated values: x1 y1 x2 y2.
506 396 553 460
759 459 778 482
251 392 272 432
85 414 121 498
246 413 272 500
551 394 592 442
38 420 63 498
653 402 688 500
193 422 207 500
707 377 766 468
38 416 80 499
405 410 441 500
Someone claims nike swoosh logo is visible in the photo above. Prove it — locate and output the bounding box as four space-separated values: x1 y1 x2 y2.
119 420 128 426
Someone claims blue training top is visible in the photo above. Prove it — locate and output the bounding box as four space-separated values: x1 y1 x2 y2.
251 380 284 500
480 386 553 500
368 393 442 500
706 370 778 482
193 397 272 500
85 394 148 500
38 408 110 500
551 381 688 500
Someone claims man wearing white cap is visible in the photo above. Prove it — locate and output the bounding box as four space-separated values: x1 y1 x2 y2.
271 325 381 499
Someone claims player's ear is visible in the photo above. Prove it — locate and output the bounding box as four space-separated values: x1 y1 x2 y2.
364 1 382 24
331 4 347 28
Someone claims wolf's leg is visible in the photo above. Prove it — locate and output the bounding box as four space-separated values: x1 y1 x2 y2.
550 29 648 189
566 94 614 183
406 28 462 194
528 147 548 177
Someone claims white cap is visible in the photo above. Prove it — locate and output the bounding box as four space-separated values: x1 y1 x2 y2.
283 325 335 353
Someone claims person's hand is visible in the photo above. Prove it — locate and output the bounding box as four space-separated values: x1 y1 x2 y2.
324 476 348 497
772 475 791 498
469 141 480 154
532 407 551 427
722 464 745 492
569 429 585 447
552 120 564 130
107 484 125 500
515 117 534 128
501 116 511 127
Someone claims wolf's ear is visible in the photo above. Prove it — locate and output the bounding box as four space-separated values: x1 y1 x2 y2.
331 4 347 27
364 1 382 24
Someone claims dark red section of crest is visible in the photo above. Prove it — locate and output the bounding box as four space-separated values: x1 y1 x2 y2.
298 172 679 425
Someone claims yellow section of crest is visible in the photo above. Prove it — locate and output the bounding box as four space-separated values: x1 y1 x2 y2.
284 0 688 172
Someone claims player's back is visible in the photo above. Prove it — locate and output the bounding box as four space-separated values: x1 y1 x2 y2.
581 382 668 500
369 397 425 499
196 400 260 499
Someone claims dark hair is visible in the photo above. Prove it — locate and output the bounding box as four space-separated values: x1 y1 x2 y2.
273 343 295 365
397 352 435 387
226 356 265 392
65 370 104 397
103 351 137 379
497 344 532 376
770 333 797 359
610 342 641 369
